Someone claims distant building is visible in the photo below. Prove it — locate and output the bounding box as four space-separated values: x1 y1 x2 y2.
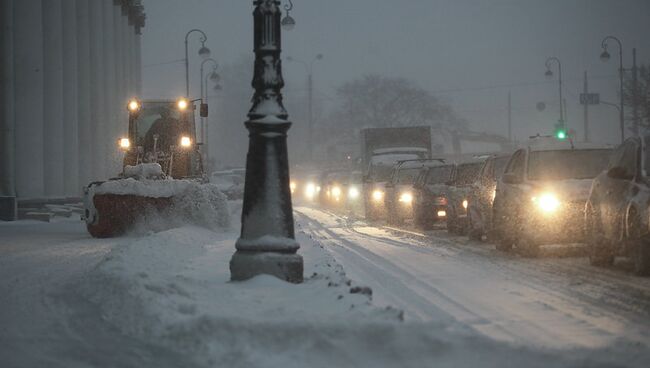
0 0 145 220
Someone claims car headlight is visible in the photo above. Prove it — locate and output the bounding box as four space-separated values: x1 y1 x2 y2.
118 137 130 150
348 186 360 199
399 192 413 204
462 199 468 209
304 182 316 199
290 181 297 194
177 98 189 110
180 136 192 148
372 189 384 201
332 186 342 198
532 192 560 213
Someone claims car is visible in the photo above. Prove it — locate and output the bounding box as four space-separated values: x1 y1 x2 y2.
210 170 244 200
412 162 455 230
385 159 443 225
492 138 612 256
466 154 511 240
585 136 650 275
445 158 487 235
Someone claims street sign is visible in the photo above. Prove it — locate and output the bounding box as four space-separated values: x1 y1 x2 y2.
580 93 600 105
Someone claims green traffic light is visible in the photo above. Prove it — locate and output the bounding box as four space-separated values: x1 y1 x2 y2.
556 130 567 140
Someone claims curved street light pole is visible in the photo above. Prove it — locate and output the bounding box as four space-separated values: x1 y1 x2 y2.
184 29 210 97
287 54 323 162
545 57 564 125
600 36 625 143
199 58 218 169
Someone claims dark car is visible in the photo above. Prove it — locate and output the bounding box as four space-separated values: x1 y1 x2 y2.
466 154 511 240
586 137 650 275
385 159 444 225
412 163 455 230
492 139 612 256
445 158 487 235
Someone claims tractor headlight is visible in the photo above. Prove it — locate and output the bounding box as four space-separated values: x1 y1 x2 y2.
399 192 413 204
372 189 384 201
304 182 316 199
119 137 130 150
532 192 560 213
290 181 297 194
462 199 468 209
127 99 140 112
177 98 189 110
348 186 360 200
331 186 342 197
180 136 192 148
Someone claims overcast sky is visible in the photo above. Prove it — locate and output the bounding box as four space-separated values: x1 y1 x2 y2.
141 0 650 146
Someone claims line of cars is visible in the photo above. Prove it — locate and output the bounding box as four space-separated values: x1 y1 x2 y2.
291 135 650 276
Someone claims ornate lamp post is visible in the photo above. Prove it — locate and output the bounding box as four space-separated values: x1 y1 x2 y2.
544 57 564 123
199 58 219 167
184 29 211 97
600 36 625 143
287 54 323 162
230 0 303 283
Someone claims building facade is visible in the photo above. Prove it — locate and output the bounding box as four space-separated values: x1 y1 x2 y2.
1 0 145 220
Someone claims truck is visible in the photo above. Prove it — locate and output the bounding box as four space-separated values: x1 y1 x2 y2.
360 126 432 220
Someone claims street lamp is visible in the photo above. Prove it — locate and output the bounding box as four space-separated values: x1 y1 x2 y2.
200 58 219 169
544 57 565 137
600 36 625 143
230 0 303 283
184 29 211 97
287 53 323 162
281 0 295 30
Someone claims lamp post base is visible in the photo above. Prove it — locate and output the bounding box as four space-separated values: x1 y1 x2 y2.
230 250 303 283
0 196 17 221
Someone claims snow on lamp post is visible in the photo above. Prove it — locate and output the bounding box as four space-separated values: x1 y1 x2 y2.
184 29 211 98
230 0 303 283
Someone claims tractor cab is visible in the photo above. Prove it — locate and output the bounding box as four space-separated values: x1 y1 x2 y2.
121 98 203 179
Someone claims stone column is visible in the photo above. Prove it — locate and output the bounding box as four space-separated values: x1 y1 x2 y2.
0 0 17 220
42 0 65 197
102 1 119 177
88 0 105 180
76 0 92 187
62 0 79 197
135 31 142 95
230 0 303 283
14 0 45 198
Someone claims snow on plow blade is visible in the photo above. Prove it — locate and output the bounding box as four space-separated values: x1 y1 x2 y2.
83 177 229 238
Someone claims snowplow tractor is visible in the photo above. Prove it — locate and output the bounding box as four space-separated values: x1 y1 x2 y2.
83 98 209 238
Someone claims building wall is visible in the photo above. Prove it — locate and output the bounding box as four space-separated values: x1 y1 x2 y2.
0 0 145 218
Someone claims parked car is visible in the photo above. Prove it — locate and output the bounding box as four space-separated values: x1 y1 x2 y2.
412 162 455 230
585 136 650 275
466 154 511 240
385 159 443 225
445 158 487 235
210 170 245 200
492 139 612 256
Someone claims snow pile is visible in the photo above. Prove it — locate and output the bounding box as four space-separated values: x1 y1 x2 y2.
73 223 601 367
92 177 196 198
123 163 164 180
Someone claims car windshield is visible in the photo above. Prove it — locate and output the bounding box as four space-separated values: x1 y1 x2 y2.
396 168 421 184
426 165 453 184
527 149 612 180
494 156 510 178
368 164 393 182
454 163 483 185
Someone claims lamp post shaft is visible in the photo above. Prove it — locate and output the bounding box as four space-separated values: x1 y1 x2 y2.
184 29 208 98
308 72 313 162
618 45 625 142
230 0 303 283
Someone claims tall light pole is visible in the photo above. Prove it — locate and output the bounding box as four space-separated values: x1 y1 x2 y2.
287 54 323 163
600 36 625 143
200 58 219 170
230 0 303 283
544 57 564 125
184 29 211 97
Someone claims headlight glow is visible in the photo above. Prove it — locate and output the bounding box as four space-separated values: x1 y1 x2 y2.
304 182 316 199
331 186 342 197
177 98 189 110
290 181 297 193
462 199 468 209
437 210 447 217
127 100 140 111
532 193 560 213
399 192 413 204
348 186 360 199
180 136 192 148
372 190 384 201
119 137 130 150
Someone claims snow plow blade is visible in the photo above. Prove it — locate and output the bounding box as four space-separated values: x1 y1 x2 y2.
85 193 173 238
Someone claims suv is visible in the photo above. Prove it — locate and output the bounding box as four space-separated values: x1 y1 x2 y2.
586 137 650 275
412 163 455 230
466 154 511 240
446 158 487 235
492 140 612 256
385 159 443 225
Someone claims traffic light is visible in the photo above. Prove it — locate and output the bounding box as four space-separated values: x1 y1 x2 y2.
554 121 567 140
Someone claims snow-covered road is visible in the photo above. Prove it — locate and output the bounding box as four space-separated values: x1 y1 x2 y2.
295 206 650 352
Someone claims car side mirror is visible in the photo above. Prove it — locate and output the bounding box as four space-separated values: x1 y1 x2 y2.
607 166 633 181
200 103 208 118
502 173 522 184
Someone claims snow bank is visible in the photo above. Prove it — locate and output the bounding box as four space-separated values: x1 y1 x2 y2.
92 177 196 198
73 221 608 367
